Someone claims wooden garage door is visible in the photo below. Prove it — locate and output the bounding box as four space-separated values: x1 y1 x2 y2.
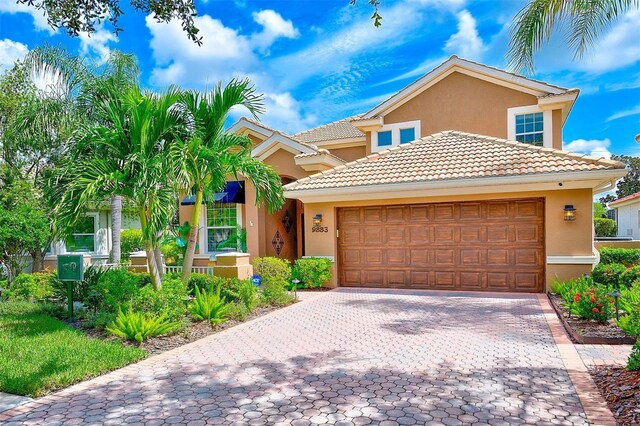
337 198 545 292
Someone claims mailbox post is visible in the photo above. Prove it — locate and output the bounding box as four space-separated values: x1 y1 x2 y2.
57 255 84 320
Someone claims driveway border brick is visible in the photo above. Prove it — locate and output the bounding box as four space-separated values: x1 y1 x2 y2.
536 294 616 426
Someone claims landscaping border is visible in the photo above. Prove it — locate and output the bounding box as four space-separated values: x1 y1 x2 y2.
548 293 636 345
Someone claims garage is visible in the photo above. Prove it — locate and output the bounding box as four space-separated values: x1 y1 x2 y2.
337 198 545 292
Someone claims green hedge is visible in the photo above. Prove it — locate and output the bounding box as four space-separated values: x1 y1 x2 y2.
292 257 333 288
591 263 626 288
599 247 640 266
594 218 617 237
120 229 144 261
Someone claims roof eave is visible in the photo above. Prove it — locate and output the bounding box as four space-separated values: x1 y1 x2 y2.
284 169 627 203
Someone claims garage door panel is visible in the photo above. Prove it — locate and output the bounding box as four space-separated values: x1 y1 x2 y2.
337 198 544 292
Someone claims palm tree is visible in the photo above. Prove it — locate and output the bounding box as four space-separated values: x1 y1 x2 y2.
508 0 639 73
173 80 285 281
52 85 185 289
26 46 140 265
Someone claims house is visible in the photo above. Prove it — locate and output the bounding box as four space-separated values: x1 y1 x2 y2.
181 55 625 292
608 192 640 239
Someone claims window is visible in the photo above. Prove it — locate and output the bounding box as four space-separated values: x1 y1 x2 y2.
400 128 415 144
515 112 544 146
377 130 392 147
65 216 96 252
206 203 238 253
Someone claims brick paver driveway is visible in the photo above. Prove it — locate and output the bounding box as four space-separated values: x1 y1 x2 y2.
1 289 589 425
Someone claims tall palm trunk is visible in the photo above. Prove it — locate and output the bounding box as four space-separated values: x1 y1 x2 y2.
139 208 162 289
110 195 122 263
181 189 203 282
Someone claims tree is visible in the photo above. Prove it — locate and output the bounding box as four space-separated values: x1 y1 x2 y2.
0 179 50 281
52 85 185 289
593 201 607 218
17 0 382 44
173 80 285 282
508 0 639 73
18 0 202 44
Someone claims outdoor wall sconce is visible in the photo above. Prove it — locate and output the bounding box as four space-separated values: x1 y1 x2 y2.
313 214 323 225
564 205 576 221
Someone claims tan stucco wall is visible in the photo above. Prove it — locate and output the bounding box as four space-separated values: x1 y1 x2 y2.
552 109 563 150
595 241 640 249
384 71 539 140
302 188 593 290
329 145 368 162
262 149 309 180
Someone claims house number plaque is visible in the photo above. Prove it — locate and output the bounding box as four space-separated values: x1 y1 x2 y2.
312 225 329 233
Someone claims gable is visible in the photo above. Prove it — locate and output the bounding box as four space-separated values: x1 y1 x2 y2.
261 148 310 180
385 71 539 140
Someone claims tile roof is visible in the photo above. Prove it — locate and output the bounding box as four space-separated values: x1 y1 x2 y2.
284 131 625 191
608 192 640 206
293 116 365 143
234 117 322 152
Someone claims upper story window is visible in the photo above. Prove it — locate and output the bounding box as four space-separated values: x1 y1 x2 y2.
515 112 544 146
206 202 239 253
507 106 552 148
372 120 421 152
65 215 97 252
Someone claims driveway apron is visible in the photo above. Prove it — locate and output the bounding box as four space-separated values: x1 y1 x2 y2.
1 289 590 425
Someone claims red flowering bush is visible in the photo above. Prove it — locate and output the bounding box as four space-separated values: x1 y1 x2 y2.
571 286 614 323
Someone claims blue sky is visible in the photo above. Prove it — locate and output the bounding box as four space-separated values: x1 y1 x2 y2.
0 0 638 159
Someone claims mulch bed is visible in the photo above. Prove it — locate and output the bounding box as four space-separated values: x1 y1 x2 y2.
548 294 635 344
69 303 291 356
296 287 332 292
591 367 640 426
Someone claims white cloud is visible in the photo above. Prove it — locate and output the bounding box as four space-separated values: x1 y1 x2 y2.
564 138 612 159
444 10 486 60
79 24 118 65
607 104 640 122
0 0 55 33
0 38 28 73
251 10 299 53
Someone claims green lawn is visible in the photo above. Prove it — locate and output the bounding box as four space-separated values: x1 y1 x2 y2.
0 302 145 397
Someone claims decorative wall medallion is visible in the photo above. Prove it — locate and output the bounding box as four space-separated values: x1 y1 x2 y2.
272 230 284 256
281 210 293 234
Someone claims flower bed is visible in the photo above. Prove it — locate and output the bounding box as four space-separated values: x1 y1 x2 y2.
548 294 635 344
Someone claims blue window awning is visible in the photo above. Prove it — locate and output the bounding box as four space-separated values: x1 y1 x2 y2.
181 181 245 205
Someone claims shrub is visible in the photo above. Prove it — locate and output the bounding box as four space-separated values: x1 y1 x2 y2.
592 263 626 288
4 273 55 302
620 265 640 288
50 264 109 303
93 268 145 313
190 286 232 327
237 279 257 310
253 257 291 287
131 278 188 324
292 257 333 289
618 282 640 337
160 240 183 266
599 247 640 266
571 286 614 322
552 276 592 305
107 308 181 343
628 342 640 371
120 229 144 261
227 302 251 321
594 218 617 237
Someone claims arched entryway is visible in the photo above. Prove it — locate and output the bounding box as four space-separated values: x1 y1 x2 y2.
264 177 303 262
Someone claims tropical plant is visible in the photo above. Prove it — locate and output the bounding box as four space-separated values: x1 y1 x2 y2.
190 285 232 327
3 272 55 302
186 273 225 296
593 202 608 219
171 81 284 282
237 279 258 310
620 265 640 288
107 307 181 343
131 278 188 323
93 268 146 313
292 257 333 289
508 0 640 73
571 286 614 322
50 84 185 289
552 275 592 305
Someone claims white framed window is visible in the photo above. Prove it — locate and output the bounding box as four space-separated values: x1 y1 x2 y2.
372 120 421 152
65 213 98 253
204 203 242 254
507 105 552 148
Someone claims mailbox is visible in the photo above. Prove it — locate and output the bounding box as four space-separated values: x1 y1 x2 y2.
57 254 84 282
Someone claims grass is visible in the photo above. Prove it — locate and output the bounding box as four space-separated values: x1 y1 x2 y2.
0 301 146 397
